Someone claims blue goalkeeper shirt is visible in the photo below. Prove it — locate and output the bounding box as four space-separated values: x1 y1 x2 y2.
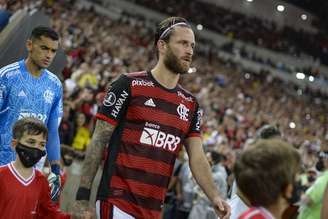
0 60 63 165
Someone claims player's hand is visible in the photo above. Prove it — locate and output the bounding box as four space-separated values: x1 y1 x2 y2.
48 173 61 202
211 196 231 219
71 200 96 219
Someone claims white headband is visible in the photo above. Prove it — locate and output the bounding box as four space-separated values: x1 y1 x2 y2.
159 22 189 40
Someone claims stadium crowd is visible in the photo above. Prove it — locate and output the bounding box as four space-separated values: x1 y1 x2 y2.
127 0 328 67
1 0 328 218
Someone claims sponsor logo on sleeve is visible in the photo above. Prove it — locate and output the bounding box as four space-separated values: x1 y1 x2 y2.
132 79 154 87
177 91 193 102
177 103 189 121
103 92 116 107
195 109 203 131
111 90 128 118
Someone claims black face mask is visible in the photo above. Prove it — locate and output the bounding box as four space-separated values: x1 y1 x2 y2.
15 143 46 168
308 175 316 183
316 158 324 171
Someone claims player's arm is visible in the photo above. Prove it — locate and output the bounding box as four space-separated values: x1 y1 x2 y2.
72 74 130 218
45 88 63 203
79 119 115 189
71 120 115 218
184 104 230 219
185 137 230 219
46 85 64 172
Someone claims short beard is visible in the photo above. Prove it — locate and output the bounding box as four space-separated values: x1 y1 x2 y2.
164 47 189 75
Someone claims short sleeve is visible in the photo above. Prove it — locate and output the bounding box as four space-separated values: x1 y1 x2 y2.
186 102 202 138
96 74 131 126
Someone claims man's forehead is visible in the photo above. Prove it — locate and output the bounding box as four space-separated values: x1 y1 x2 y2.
33 36 59 47
170 26 195 41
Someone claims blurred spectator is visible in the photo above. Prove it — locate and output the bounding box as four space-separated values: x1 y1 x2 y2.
321 183 328 219
298 149 328 219
175 161 196 219
0 1 12 31
72 112 91 152
59 102 75 145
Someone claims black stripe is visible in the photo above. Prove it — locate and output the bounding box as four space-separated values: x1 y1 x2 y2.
114 165 170 188
110 187 163 211
97 120 126 200
120 142 177 165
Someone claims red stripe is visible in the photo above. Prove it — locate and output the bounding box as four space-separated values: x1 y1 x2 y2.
96 113 118 126
126 106 189 133
111 176 167 201
122 129 142 144
116 153 172 176
110 198 161 219
132 86 195 109
187 132 201 138
126 71 147 77
104 201 108 219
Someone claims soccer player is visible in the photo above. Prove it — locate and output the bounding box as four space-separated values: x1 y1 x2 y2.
72 17 231 219
0 117 70 218
235 139 301 219
0 26 63 201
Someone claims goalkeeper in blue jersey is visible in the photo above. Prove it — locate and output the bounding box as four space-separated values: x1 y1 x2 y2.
0 26 63 202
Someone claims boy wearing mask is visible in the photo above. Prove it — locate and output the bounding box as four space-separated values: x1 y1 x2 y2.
0 117 71 219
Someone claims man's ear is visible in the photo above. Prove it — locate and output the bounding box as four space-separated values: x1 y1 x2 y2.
157 40 167 55
26 39 32 52
11 139 18 150
283 183 293 199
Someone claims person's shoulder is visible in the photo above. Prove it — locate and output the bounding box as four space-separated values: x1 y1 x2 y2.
124 71 148 79
0 164 9 172
44 70 62 88
0 61 21 79
0 164 10 178
121 71 153 86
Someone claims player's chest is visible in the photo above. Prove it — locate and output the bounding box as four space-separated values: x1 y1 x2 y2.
128 93 195 133
9 82 55 106
2 178 41 203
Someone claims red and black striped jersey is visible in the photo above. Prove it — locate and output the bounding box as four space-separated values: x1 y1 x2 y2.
96 71 202 219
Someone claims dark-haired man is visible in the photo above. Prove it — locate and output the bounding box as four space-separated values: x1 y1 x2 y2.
72 17 230 219
0 26 63 202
